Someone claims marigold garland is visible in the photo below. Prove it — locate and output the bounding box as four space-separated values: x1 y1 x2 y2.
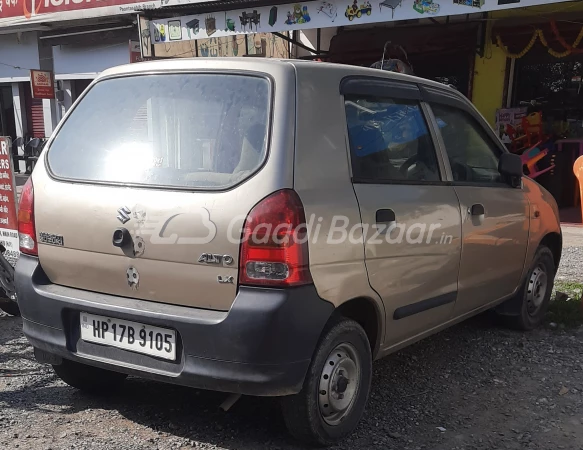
550 19 583 54
537 29 572 58
496 30 538 59
496 22 583 59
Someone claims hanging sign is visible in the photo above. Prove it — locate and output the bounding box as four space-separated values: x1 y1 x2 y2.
150 0 572 42
0 138 19 267
30 70 55 100
0 0 215 27
129 40 148 63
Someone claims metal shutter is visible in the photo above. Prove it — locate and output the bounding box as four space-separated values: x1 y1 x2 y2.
30 99 45 138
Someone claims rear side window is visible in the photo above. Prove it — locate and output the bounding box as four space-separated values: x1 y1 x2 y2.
344 96 440 183
47 74 270 189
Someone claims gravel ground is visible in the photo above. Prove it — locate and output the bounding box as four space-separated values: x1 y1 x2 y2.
556 246 583 284
1 251 582 450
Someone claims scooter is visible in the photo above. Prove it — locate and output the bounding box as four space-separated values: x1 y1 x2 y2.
0 244 18 316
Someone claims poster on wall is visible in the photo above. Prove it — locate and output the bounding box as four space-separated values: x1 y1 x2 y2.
0 138 19 267
149 0 573 42
194 34 290 58
30 70 55 100
496 107 527 144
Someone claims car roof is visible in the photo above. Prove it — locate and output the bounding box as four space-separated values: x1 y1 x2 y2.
97 57 462 96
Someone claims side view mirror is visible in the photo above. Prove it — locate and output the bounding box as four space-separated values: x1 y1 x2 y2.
499 153 523 183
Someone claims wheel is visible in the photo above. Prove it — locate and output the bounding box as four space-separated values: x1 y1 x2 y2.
357 10 362 18
367 9 371 15
53 359 127 394
0 301 20 316
281 317 372 445
497 246 555 330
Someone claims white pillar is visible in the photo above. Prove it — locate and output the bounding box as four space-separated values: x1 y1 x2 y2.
58 79 74 121
11 83 26 173
37 39 56 137
42 99 57 136
296 28 337 58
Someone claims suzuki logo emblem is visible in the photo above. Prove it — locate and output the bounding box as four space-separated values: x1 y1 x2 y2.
117 206 131 224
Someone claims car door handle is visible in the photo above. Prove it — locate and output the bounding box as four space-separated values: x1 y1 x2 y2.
376 208 396 223
469 203 485 216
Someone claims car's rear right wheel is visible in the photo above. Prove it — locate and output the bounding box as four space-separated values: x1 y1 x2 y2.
53 359 127 394
497 246 555 330
281 317 372 446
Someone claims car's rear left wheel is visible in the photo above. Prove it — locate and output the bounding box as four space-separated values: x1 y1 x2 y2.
281 317 372 445
53 359 127 394
0 300 20 316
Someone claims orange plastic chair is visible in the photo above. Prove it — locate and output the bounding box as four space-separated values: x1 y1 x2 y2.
521 146 554 178
574 155 583 223
508 112 545 154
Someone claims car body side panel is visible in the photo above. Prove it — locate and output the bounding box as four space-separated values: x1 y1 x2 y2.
292 64 386 347
451 185 530 315
521 177 562 276
354 183 462 347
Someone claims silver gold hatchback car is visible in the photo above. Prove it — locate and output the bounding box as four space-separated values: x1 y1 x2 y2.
15 59 562 445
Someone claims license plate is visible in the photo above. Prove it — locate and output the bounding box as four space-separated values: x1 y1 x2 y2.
80 312 176 361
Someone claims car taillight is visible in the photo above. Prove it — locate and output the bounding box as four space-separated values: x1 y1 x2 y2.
18 178 37 256
239 189 312 287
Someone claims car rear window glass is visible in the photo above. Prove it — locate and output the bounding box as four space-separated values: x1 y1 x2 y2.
47 74 270 189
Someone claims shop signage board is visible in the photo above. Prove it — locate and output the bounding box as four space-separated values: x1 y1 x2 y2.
0 0 213 27
0 138 19 267
149 0 573 42
129 40 152 63
30 70 55 99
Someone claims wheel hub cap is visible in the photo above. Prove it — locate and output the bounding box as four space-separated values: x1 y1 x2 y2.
318 343 361 426
526 263 548 315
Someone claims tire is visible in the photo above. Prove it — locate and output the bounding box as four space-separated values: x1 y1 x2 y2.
53 359 127 394
0 301 20 316
498 246 555 331
281 317 372 446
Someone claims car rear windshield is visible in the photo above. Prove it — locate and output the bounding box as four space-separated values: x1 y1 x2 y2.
47 73 270 189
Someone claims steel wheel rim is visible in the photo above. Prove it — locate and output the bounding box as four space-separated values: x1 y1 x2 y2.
526 263 548 316
318 343 361 426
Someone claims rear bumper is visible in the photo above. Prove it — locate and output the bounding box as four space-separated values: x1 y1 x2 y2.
15 254 334 396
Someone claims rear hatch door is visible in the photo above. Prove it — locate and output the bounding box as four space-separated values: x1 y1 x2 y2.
34 72 272 311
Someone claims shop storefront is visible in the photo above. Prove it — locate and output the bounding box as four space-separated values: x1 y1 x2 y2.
487 6 583 223
141 0 583 223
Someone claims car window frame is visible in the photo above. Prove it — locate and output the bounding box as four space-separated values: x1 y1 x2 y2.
419 84 519 189
340 76 449 186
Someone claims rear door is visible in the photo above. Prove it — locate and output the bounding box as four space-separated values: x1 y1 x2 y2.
422 86 529 315
34 72 274 311
342 78 462 346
